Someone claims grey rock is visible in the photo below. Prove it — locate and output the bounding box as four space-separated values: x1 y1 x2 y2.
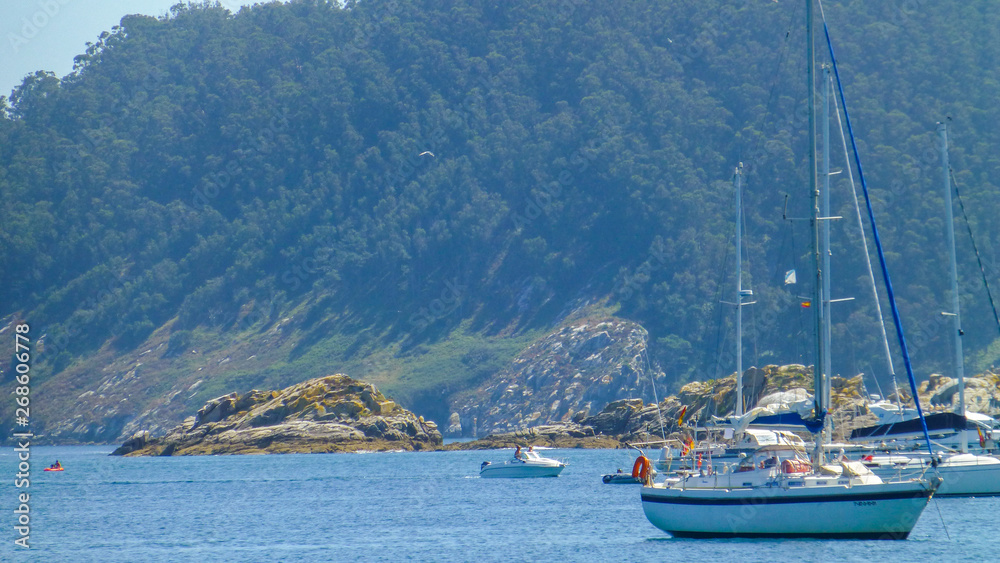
112 374 442 455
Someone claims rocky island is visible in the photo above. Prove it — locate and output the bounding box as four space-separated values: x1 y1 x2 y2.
112 374 441 455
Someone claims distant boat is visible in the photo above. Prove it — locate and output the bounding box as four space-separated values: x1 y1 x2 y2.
480 448 566 478
603 454 653 484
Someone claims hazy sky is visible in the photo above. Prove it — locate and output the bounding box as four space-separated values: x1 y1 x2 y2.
1 1 253 98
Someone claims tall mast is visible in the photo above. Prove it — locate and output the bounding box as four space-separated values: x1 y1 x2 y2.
939 122 967 454
735 164 746 417
807 0 824 465
821 65 833 444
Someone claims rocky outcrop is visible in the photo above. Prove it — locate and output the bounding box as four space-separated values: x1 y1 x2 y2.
450 317 668 437
920 371 1000 413
111 374 441 455
441 423 621 450
448 364 886 448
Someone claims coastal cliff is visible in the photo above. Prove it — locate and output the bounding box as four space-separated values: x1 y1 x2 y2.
449 318 668 437
112 374 441 455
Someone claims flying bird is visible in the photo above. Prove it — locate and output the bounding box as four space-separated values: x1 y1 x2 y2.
419 151 435 157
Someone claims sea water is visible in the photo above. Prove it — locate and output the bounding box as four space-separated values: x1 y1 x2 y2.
1 445 995 562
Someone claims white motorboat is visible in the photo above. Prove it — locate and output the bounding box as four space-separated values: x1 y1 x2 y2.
480 449 566 478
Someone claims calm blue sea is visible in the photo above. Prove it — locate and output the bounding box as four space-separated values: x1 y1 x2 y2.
1 445 996 562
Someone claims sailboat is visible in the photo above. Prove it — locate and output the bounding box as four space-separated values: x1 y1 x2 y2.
640 0 939 538
855 123 1000 496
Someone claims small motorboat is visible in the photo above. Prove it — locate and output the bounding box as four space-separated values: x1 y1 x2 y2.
602 454 654 484
602 473 642 484
480 448 566 478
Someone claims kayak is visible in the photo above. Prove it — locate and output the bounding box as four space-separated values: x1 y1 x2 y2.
44 467 64 472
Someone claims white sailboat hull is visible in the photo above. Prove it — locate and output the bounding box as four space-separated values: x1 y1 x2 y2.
870 453 1000 497
641 480 936 539
937 459 1000 496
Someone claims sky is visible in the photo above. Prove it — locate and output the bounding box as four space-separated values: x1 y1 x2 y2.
1 0 253 98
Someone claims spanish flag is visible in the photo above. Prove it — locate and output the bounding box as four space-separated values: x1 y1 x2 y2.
801 301 812 308
677 405 688 426
682 436 695 456
978 426 986 448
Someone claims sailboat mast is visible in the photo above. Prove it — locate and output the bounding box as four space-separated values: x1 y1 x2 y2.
735 164 745 417
806 0 825 465
939 122 967 454
821 65 833 444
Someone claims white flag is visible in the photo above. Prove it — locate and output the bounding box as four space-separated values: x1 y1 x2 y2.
784 269 797 285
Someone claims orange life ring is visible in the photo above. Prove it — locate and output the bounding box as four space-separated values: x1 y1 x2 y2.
631 455 651 480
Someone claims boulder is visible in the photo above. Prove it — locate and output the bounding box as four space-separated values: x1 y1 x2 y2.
110 430 157 456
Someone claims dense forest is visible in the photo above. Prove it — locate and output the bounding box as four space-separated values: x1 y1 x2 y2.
2 0 999 440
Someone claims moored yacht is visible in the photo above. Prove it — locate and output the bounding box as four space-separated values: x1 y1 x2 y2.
641 446 939 538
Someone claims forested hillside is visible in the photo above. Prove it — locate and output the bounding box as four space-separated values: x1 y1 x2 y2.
2 0 999 442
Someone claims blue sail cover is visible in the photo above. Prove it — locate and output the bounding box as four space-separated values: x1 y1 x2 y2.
849 412 966 441
751 412 825 433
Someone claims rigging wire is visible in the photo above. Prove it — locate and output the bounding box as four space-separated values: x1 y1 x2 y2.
740 187 762 371
640 332 668 443
710 230 735 380
950 167 1000 336
818 0 935 456
710 4 797 395
744 3 800 168
733 5 798 379
830 63 899 397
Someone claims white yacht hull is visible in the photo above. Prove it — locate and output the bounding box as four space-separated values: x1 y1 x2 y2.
641 480 935 539
937 460 1000 496
869 453 1000 497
